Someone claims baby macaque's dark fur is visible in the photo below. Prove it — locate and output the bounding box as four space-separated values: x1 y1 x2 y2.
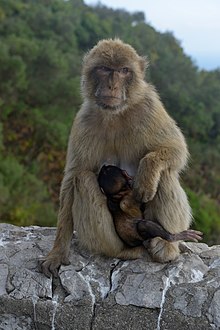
98 165 202 247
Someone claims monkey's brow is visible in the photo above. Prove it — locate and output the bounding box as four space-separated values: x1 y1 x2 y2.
96 65 130 71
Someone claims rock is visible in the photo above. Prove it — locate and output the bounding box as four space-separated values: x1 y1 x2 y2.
0 223 220 330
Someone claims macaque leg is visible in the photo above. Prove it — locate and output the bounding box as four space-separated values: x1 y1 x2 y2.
117 246 149 260
144 171 192 263
73 171 123 256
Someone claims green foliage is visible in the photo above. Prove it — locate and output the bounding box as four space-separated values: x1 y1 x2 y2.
0 41 27 113
30 109 70 149
0 156 56 226
0 0 219 244
186 188 220 245
0 123 3 150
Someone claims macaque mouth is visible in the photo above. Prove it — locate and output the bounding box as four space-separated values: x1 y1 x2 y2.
101 96 122 100
96 95 125 110
97 102 122 110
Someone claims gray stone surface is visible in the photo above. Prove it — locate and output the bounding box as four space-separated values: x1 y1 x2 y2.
0 223 220 330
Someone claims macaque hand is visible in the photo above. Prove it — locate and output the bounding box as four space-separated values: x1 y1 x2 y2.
39 251 70 278
133 157 161 203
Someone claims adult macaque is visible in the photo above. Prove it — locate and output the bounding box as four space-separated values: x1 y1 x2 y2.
40 39 193 277
98 165 202 247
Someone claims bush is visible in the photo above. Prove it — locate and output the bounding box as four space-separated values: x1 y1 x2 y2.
0 155 56 226
186 188 220 245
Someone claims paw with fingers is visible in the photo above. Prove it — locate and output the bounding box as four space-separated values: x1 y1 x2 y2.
39 253 70 278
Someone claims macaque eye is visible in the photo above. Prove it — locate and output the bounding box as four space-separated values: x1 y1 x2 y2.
120 182 130 191
121 67 129 74
98 66 111 72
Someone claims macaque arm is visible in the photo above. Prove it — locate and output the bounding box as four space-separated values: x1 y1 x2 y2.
137 220 203 243
39 126 78 277
134 98 189 202
39 167 74 278
137 220 171 241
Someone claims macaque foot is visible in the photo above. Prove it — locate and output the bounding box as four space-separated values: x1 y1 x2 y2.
148 237 180 263
39 252 70 278
179 242 194 254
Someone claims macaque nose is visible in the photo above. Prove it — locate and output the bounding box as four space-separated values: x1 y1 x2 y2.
108 84 118 90
108 71 120 90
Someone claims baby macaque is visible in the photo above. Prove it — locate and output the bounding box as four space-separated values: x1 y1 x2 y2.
98 165 202 247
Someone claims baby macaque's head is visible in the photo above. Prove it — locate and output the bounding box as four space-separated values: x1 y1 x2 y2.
98 165 132 198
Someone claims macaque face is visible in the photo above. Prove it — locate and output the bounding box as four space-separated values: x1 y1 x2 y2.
82 39 147 112
93 66 133 110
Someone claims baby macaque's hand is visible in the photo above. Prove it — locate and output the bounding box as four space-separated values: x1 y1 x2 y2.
170 229 203 242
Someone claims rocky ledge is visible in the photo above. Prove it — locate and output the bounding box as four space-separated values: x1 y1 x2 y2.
0 223 220 330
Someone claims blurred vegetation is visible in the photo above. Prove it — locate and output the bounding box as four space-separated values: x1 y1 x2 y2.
0 0 219 244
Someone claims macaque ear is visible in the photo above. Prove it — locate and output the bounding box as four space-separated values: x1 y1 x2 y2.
122 170 133 181
139 56 149 74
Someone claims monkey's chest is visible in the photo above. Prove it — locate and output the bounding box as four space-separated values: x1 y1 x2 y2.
96 125 147 175
101 155 137 176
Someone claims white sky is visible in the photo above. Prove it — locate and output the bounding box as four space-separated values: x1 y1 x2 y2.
84 0 220 70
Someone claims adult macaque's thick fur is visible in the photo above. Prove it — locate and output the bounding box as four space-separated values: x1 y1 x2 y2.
40 39 192 277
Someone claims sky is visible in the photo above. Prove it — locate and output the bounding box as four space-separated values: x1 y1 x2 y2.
84 0 220 71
